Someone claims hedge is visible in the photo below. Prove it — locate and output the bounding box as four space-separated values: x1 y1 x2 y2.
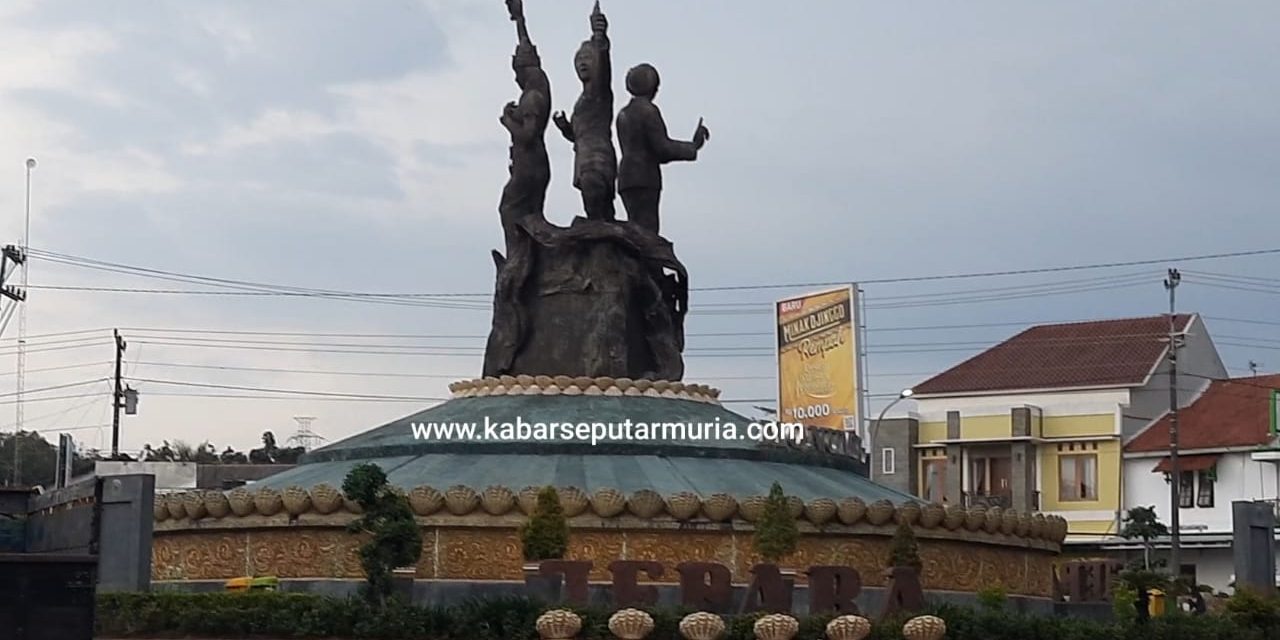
95 592 1280 640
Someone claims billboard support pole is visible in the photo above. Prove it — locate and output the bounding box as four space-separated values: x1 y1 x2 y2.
856 286 870 452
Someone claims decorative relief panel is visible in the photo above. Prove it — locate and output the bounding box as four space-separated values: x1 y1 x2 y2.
624 531 736 582
153 532 248 580
246 529 364 578
152 525 1056 596
438 527 522 580
567 531 627 582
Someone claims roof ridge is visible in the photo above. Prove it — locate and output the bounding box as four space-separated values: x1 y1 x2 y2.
1022 312 1195 331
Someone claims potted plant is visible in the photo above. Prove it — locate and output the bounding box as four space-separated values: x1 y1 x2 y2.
753 482 799 576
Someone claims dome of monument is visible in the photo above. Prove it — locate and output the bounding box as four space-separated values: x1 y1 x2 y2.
249 394 912 503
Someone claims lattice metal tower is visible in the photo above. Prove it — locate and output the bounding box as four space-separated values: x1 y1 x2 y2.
287 416 325 451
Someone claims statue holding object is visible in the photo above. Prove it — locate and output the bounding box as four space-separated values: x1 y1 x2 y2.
553 1 618 222
485 0 552 375
483 1 696 382
498 0 552 253
616 63 710 236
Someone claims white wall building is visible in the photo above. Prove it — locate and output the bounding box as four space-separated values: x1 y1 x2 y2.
1119 374 1280 593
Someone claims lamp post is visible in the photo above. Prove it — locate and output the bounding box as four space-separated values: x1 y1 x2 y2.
869 388 913 476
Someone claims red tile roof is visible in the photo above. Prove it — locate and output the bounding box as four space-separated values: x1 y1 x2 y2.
1126 373 1280 452
913 314 1194 396
1152 454 1220 473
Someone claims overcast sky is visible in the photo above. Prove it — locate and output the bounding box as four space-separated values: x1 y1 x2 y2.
1 1 1278 456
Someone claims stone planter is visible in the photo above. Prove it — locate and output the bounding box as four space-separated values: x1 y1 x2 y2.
392 566 416 600
525 563 565 606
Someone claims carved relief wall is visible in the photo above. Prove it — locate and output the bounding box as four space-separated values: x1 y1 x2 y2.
153 525 1056 597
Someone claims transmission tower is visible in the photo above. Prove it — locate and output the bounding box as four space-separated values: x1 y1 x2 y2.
287 416 326 451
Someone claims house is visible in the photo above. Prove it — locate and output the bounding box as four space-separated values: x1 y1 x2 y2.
1120 374 1280 592
873 314 1227 542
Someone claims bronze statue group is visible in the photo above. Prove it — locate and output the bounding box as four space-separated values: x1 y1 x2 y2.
499 0 709 249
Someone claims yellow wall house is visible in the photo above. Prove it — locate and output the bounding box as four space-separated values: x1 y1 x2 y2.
872 315 1225 545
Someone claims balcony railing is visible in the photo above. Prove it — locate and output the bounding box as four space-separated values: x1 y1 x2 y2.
963 492 1012 510
960 490 1041 511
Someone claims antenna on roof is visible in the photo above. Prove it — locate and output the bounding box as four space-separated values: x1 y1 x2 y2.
1249 360 1260 377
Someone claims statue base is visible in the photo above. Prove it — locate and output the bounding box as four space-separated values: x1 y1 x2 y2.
484 216 686 381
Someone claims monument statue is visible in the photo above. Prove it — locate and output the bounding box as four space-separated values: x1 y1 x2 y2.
498 0 551 254
616 63 710 235
552 2 618 222
483 1 694 382
484 0 553 378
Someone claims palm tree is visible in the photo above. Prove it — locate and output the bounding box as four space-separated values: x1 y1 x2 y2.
1120 505 1169 569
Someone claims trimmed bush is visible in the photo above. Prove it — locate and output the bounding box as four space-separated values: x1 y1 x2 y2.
753 482 799 563
886 520 922 572
342 462 424 606
95 591 1280 640
520 485 569 561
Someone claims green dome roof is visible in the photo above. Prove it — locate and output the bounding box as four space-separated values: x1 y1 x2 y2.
252 395 914 503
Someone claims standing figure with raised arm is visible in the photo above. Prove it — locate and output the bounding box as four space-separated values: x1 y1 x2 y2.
553 1 617 222
498 0 552 253
616 63 709 236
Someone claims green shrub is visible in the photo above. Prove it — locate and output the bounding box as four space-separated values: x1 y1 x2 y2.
753 482 799 563
886 519 922 572
342 462 424 606
975 585 1007 610
1111 580 1138 622
520 486 569 561
1226 587 1280 631
95 591 1280 640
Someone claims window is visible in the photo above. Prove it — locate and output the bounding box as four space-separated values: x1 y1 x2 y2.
1179 471 1194 508
921 458 948 503
1059 454 1098 501
881 448 896 475
1196 469 1215 508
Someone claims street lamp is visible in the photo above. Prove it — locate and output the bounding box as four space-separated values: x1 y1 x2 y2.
869 388 914 474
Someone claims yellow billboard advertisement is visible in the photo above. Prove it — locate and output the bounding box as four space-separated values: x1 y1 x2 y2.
776 286 861 431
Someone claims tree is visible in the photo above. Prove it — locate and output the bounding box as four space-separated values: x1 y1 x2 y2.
519 486 568 562
753 482 799 563
219 447 249 464
1121 505 1169 570
342 463 423 606
0 431 57 487
887 519 923 572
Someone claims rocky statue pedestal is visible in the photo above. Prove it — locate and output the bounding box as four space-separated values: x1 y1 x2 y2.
484 216 687 381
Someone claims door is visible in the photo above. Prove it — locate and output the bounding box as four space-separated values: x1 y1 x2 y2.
991 456 1012 497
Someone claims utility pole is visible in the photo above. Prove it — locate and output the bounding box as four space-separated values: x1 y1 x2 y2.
1165 268 1182 576
112 329 127 459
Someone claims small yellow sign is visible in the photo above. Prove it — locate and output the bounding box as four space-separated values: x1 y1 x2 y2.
776 286 860 431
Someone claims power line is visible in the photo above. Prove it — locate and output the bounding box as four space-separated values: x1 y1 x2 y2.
28 245 1280 298
126 377 450 402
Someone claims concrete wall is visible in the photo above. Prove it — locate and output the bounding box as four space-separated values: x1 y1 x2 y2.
95 461 197 490
1124 315 1226 438
26 482 98 554
24 475 154 592
871 417 917 496
97 474 155 592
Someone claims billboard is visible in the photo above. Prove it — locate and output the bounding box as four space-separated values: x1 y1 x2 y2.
776 285 862 431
